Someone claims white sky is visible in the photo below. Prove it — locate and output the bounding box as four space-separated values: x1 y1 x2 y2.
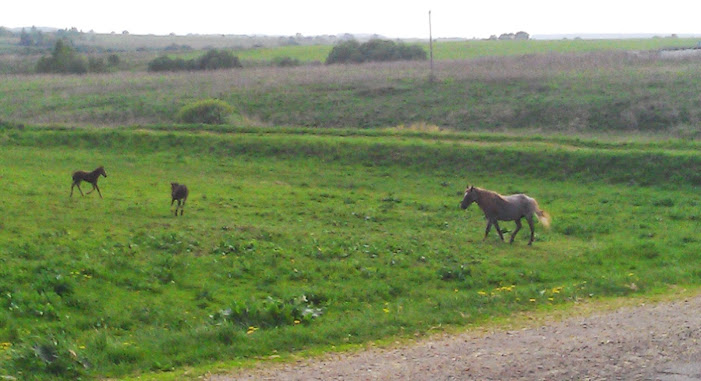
3 1 700 39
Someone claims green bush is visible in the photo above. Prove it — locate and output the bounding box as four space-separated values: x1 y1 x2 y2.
36 39 88 74
148 49 241 72
326 39 427 64
177 99 234 124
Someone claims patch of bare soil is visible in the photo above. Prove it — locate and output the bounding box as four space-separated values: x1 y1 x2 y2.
209 293 701 380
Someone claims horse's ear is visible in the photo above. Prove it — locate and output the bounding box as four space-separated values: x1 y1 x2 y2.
469 185 474 190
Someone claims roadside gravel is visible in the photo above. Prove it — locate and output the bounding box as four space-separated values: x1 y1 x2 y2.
209 293 701 380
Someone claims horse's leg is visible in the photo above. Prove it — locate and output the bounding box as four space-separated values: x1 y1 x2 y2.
526 216 535 245
70 183 75 197
483 221 492 240
510 219 522 244
94 184 103 199
76 183 84 196
180 199 185 216
174 200 181 216
493 220 505 242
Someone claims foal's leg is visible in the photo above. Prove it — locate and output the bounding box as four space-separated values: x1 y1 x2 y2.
180 199 186 216
526 216 536 245
94 183 103 199
510 219 522 244
73 182 85 197
493 220 505 242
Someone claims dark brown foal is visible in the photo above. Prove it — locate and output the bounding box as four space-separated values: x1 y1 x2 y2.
171 182 189 216
70 166 107 198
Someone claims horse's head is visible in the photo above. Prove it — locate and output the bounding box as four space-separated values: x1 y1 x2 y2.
171 182 179 191
98 166 107 177
460 185 476 209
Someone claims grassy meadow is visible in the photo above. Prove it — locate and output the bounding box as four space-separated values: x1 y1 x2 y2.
1 35 701 379
0 125 700 379
3 49 701 136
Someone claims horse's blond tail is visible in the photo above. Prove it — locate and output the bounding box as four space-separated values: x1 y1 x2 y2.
536 209 551 229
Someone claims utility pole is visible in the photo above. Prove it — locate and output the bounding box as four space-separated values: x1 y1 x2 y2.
428 10 435 82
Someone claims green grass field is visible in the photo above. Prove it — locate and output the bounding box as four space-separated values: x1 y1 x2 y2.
1 34 700 379
0 125 699 379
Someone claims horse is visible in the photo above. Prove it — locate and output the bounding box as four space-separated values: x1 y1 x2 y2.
70 166 107 198
171 182 189 216
460 185 550 245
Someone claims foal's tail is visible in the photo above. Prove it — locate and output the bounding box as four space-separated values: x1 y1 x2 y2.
533 200 551 229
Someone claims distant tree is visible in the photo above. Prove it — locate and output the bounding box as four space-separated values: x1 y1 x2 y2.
19 27 45 47
515 31 530 40
147 49 241 72
326 40 363 64
326 39 426 65
36 39 87 74
0 27 12 37
273 56 301 67
196 49 242 70
107 54 120 67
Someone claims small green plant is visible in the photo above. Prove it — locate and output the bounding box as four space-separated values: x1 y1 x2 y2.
177 99 234 124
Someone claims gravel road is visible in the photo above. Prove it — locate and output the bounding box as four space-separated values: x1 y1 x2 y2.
209 293 701 380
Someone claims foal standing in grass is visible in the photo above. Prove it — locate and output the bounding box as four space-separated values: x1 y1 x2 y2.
460 185 550 245
171 183 188 216
70 166 107 198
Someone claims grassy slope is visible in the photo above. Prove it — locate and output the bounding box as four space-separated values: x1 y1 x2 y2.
2 51 701 135
0 126 699 379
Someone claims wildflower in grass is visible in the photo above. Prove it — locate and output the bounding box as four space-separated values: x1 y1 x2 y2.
0 342 11 350
294 320 301 325
247 326 258 335
477 291 487 296
551 287 562 294
529 298 536 302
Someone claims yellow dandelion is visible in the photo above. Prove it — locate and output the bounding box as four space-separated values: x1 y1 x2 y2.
478 291 487 296
529 298 536 302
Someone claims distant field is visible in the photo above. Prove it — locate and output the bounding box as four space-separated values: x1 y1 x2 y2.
2 50 701 136
0 125 699 379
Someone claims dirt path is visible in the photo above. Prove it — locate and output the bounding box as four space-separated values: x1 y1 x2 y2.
209 293 701 380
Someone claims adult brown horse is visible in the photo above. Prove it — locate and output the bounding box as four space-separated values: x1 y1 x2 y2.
460 185 550 245
70 166 107 198
171 182 189 216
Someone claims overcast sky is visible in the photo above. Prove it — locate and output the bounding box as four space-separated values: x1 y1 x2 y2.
3 1 700 39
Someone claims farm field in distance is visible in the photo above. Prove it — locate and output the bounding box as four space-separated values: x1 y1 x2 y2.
1 32 700 379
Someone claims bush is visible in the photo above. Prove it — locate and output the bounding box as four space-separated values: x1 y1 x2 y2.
326 39 427 65
195 49 242 70
177 99 234 124
273 56 301 67
148 49 241 72
36 39 88 74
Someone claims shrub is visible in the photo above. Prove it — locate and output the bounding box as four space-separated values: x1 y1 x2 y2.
147 49 241 72
195 49 242 70
177 99 234 124
326 39 427 65
273 56 301 67
36 39 88 74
